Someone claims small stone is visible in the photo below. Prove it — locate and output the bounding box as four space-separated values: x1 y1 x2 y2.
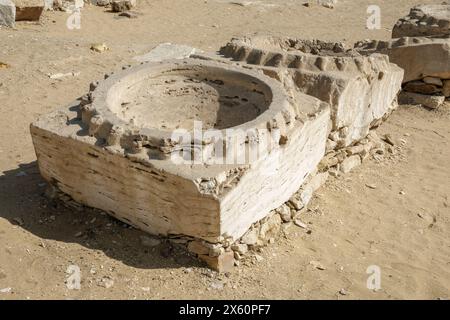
0 287 12 293
210 281 224 290
294 219 308 229
423 77 443 87
382 134 395 146
99 277 114 288
276 204 292 222
254 254 264 262
365 184 377 189
340 155 361 174
339 288 348 295
241 228 259 245
140 235 161 247
199 251 234 273
310 260 326 270
231 243 248 255
90 43 109 53
74 231 83 238
134 43 198 63
288 194 304 211
111 0 136 13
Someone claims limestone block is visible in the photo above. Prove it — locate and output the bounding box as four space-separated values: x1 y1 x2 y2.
215 35 403 146
355 36 450 83
392 4 450 38
14 0 44 21
398 91 446 109
30 58 330 244
0 0 15 27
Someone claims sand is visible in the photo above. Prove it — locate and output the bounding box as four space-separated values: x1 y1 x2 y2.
0 0 449 299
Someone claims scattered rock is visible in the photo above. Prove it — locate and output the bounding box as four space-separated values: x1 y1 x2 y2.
310 260 326 270
48 72 80 80
111 0 135 12
209 280 224 290
423 77 443 87
0 287 12 293
0 0 15 28
0 61 10 68
294 219 308 229
90 43 109 53
231 243 248 255
340 155 361 174
365 183 377 189
241 228 259 245
339 288 348 296
133 43 198 63
99 276 114 288
276 204 292 222
199 251 234 273
259 214 281 241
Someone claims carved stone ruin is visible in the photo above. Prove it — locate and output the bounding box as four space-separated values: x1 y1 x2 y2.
31 35 404 271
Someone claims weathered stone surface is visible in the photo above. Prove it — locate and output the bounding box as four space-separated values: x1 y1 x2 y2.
111 0 135 12
31 58 330 244
340 155 361 173
199 251 234 272
14 0 44 21
392 4 450 38
398 91 446 109
423 76 443 86
214 35 403 146
134 43 198 63
0 0 15 27
355 36 450 83
443 80 450 97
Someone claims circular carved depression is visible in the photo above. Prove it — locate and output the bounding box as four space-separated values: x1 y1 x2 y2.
106 64 273 131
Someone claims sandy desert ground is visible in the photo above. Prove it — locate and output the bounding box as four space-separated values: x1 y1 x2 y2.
0 0 449 300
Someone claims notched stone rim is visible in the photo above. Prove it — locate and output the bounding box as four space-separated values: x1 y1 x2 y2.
355 34 450 53
218 35 392 75
82 58 297 161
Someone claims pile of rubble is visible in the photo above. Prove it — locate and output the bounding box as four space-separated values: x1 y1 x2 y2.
356 4 450 110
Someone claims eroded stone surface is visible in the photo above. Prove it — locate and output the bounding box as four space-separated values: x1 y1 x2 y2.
214 35 403 146
392 4 450 38
355 36 450 83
